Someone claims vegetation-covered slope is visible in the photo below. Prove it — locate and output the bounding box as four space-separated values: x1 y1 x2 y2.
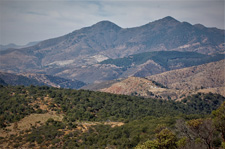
0 85 224 148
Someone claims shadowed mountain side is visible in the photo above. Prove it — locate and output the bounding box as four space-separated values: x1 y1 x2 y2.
0 72 86 89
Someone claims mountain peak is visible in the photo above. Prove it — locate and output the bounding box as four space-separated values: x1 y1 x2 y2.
143 16 180 28
194 24 206 29
163 16 177 21
91 20 121 31
95 20 115 25
158 16 180 23
142 16 180 29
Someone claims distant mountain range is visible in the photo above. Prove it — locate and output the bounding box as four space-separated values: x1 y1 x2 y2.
0 16 224 84
0 41 40 51
0 16 224 93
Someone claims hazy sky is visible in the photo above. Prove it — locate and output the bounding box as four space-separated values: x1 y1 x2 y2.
0 0 224 45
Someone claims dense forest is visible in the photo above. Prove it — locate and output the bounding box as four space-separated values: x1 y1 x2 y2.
0 85 224 148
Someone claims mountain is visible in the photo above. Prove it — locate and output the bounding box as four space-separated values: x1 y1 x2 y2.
93 60 225 99
0 41 40 51
0 16 224 83
0 71 86 89
0 43 20 51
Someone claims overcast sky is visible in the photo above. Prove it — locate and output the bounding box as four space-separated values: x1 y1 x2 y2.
0 0 224 45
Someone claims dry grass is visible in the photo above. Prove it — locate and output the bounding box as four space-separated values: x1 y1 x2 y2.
76 121 124 132
0 112 63 138
196 87 225 97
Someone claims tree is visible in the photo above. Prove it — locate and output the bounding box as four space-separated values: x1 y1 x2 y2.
156 128 177 149
135 128 177 149
187 119 215 149
13 121 18 131
176 118 216 149
212 101 225 141
212 101 225 148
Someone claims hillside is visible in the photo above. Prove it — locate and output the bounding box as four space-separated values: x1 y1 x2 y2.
93 60 225 99
0 71 86 89
0 16 224 83
147 59 225 92
0 71 45 86
0 86 224 148
100 77 178 100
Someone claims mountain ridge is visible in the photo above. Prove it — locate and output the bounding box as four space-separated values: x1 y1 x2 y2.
0 16 224 83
